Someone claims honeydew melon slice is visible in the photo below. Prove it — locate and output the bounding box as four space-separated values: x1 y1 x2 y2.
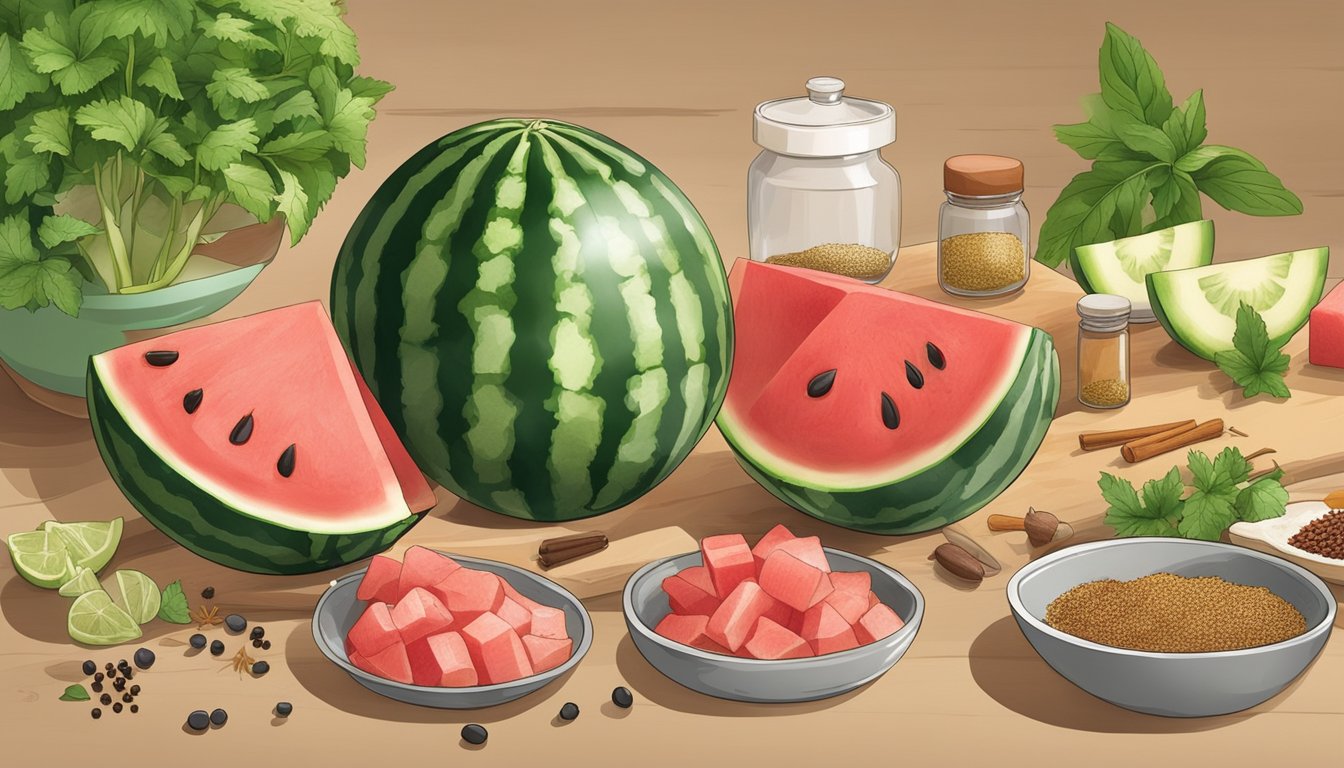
1070 220 1214 323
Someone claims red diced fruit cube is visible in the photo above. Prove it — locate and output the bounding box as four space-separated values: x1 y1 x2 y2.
854 604 905 644
407 631 477 687
1309 282 1344 368
706 579 781 652
775 536 830 572
676 565 716 596
759 550 832 612
357 639 414 684
801 602 860 656
868 591 881 609
397 546 461 599
701 534 755 598
662 573 721 616
348 602 400 656
529 605 568 640
356 555 402 604
390 587 455 645
829 570 871 596
744 617 813 660
823 587 870 625
751 524 797 570
498 577 543 612
429 567 504 622
460 613 534 685
656 613 730 654
522 634 572 674
496 596 533 637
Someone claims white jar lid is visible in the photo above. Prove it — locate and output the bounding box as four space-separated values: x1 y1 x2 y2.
1077 294 1132 331
754 76 896 157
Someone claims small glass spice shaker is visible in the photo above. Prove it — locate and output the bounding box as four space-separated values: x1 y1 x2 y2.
1077 294 1131 409
938 155 1030 297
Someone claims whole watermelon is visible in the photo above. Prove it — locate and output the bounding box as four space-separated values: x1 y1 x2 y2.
331 119 733 521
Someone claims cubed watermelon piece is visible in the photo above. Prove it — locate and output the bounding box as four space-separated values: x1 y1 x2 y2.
460 613 533 685
656 613 731 654
390 587 455 645
743 617 813 660
496 596 533 637
701 534 755 598
406 631 478 687
358 639 414 684
800 602 860 656
677 565 716 596
429 567 504 622
521 634 572 674
1310 282 1344 368
775 536 830 572
347 601 400 656
758 549 830 612
751 524 797 570
356 555 402 604
529 605 568 640
661 573 721 616
854 603 905 644
868 591 881 609
823 587 870 625
498 577 543 613
706 579 781 652
829 570 871 596
397 546 461 598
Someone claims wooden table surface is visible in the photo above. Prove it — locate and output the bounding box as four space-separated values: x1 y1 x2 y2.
4 2 1344 765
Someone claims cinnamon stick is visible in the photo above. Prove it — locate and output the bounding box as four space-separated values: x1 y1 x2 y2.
539 532 607 555
1078 420 1196 451
1121 418 1224 463
539 540 608 569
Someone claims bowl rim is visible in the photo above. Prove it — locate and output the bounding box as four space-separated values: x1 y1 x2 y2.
623 546 924 664
311 552 594 695
1006 537 1337 659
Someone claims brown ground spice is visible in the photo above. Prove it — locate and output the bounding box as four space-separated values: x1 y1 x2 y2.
766 243 890 280
1045 572 1305 653
1289 509 1344 559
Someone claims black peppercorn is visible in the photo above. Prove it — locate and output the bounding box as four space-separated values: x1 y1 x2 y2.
201 586 215 599
189 633 207 649
100 693 112 705
461 724 487 745
611 686 634 708
82 660 96 676
91 708 101 719
210 639 225 656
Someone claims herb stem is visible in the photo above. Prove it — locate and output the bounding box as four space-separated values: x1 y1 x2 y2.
123 195 222 293
125 37 135 95
92 158 134 292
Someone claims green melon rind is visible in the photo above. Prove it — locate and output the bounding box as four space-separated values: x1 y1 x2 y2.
86 364 419 575
1070 219 1214 301
1146 247 1329 361
718 329 1059 535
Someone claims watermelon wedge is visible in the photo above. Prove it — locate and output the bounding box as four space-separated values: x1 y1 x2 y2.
716 261 1058 534
87 302 436 574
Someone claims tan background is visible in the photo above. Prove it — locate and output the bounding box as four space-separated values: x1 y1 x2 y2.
3 1 1344 766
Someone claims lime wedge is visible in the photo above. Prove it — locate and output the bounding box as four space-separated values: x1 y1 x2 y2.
68 590 142 645
42 518 123 574
59 566 102 597
107 569 161 625
6 531 76 589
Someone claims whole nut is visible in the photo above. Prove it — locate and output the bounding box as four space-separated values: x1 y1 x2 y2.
931 543 985 583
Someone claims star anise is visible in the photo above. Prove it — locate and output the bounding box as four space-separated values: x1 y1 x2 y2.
192 604 222 628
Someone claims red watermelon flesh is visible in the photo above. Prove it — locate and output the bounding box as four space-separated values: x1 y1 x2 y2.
496 596 533 637
775 537 830 572
823 588 870 625
701 534 755 598
390 587 455 645
407 631 477 687
348 602 400 656
461 613 534 685
662 573 721 616
522 634 573 674
801 602 860 656
676 565 716 596
430 568 504 622
830 570 871 596
706 579 780 652
398 546 461 598
499 578 543 613
758 550 828 612
356 555 402 603
655 614 725 652
744 617 813 660
355 639 414 684
529 605 567 640
1309 282 1344 368
751 524 797 569
855 603 905 644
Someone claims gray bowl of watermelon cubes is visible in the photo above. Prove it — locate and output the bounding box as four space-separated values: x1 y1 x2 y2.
312 553 593 709
1008 538 1335 717
624 548 923 703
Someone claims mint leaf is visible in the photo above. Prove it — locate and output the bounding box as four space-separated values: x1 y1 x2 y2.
1148 169 1202 232
274 169 311 244
157 580 190 624
1235 477 1289 523
1178 490 1237 541
273 91 320 124
198 119 260 172
37 214 100 248
1189 150 1303 216
75 98 154 152
198 13 278 51
60 684 90 702
1036 160 1163 267
1098 22 1173 126
0 33 46 111
208 68 269 107
138 56 183 100
1115 121 1177 162
1162 90 1207 158
26 108 72 156
1214 302 1291 398
223 161 277 221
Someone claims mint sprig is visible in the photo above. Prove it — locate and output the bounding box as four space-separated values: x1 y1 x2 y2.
1214 302 1291 398
157 579 191 624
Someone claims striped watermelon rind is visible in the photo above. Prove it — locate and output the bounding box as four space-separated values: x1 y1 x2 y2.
331 119 733 522
86 366 420 575
719 330 1059 535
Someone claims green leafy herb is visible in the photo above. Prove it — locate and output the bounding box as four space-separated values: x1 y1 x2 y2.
1101 447 1288 540
0 1 392 316
157 579 191 624
1214 302 1292 398
1037 23 1302 267
59 684 89 702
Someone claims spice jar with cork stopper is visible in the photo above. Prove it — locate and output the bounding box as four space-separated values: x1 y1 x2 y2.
938 155 1030 297
1077 294 1132 409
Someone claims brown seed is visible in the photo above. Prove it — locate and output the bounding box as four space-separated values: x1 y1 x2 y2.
277 444 297 477
807 369 837 398
145 350 179 367
880 392 900 430
229 413 254 445
932 543 985 582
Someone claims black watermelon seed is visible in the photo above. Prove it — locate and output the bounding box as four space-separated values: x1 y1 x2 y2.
926 342 946 370
210 708 228 726
275 701 293 717
880 393 900 430
189 633 207 649
559 702 580 721
807 369 837 398
250 626 264 640
277 444 296 478
210 640 225 656
252 661 270 676
134 648 155 669
201 586 214 599
91 708 101 719
187 710 209 731
183 388 203 414
904 361 925 389
612 686 634 708
224 614 247 633
461 724 487 745
229 414 254 445
145 350 178 367
82 660 96 676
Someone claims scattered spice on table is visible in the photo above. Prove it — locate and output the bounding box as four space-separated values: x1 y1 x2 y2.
224 613 247 633
462 724 488 745
766 243 890 281
210 639 225 656
190 633 207 649
201 586 215 599
939 232 1025 292
559 702 580 721
1288 509 1344 559
192 605 223 628
275 701 293 718
229 647 255 675
187 710 210 731
1046 573 1305 652
133 648 155 669
210 708 228 726
1080 378 1129 408
611 686 634 708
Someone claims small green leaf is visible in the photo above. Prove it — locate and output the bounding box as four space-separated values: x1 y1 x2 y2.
222 160 277 221
26 108 72 156
273 169 311 245
1189 149 1303 216
1186 450 1218 494
208 68 269 107
198 119 260 172
1140 466 1185 522
198 12 278 51
75 98 154 152
157 580 191 624
273 91 320 124
1235 477 1289 523
1211 446 1252 489
348 75 394 103
236 0 359 65
5 153 51 205
85 0 194 47
0 33 46 111
1035 160 1163 267
0 239 83 315
60 684 90 702
1215 302 1292 398
1115 121 1177 162
1098 22 1174 126
0 215 39 265
260 130 331 162
145 124 190 166
137 56 183 100
325 89 375 168
1147 169 1202 231
37 214 100 248
1179 490 1237 540
20 26 118 96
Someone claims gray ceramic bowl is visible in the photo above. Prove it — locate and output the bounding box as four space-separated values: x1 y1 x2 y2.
624 548 923 703
312 553 593 709
1008 538 1335 718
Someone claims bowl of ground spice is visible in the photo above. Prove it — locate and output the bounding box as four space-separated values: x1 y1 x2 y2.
1008 538 1334 717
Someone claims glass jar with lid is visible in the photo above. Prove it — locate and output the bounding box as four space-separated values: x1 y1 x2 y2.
748 76 901 283
1077 294 1132 409
938 155 1030 297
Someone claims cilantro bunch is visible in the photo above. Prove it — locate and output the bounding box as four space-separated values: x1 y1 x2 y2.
1101 447 1288 541
0 0 392 315
1036 22 1301 268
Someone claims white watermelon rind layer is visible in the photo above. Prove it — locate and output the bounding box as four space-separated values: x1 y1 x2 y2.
1070 219 1215 312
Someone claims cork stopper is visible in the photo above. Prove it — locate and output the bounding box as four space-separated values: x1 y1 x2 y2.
944 155 1024 196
